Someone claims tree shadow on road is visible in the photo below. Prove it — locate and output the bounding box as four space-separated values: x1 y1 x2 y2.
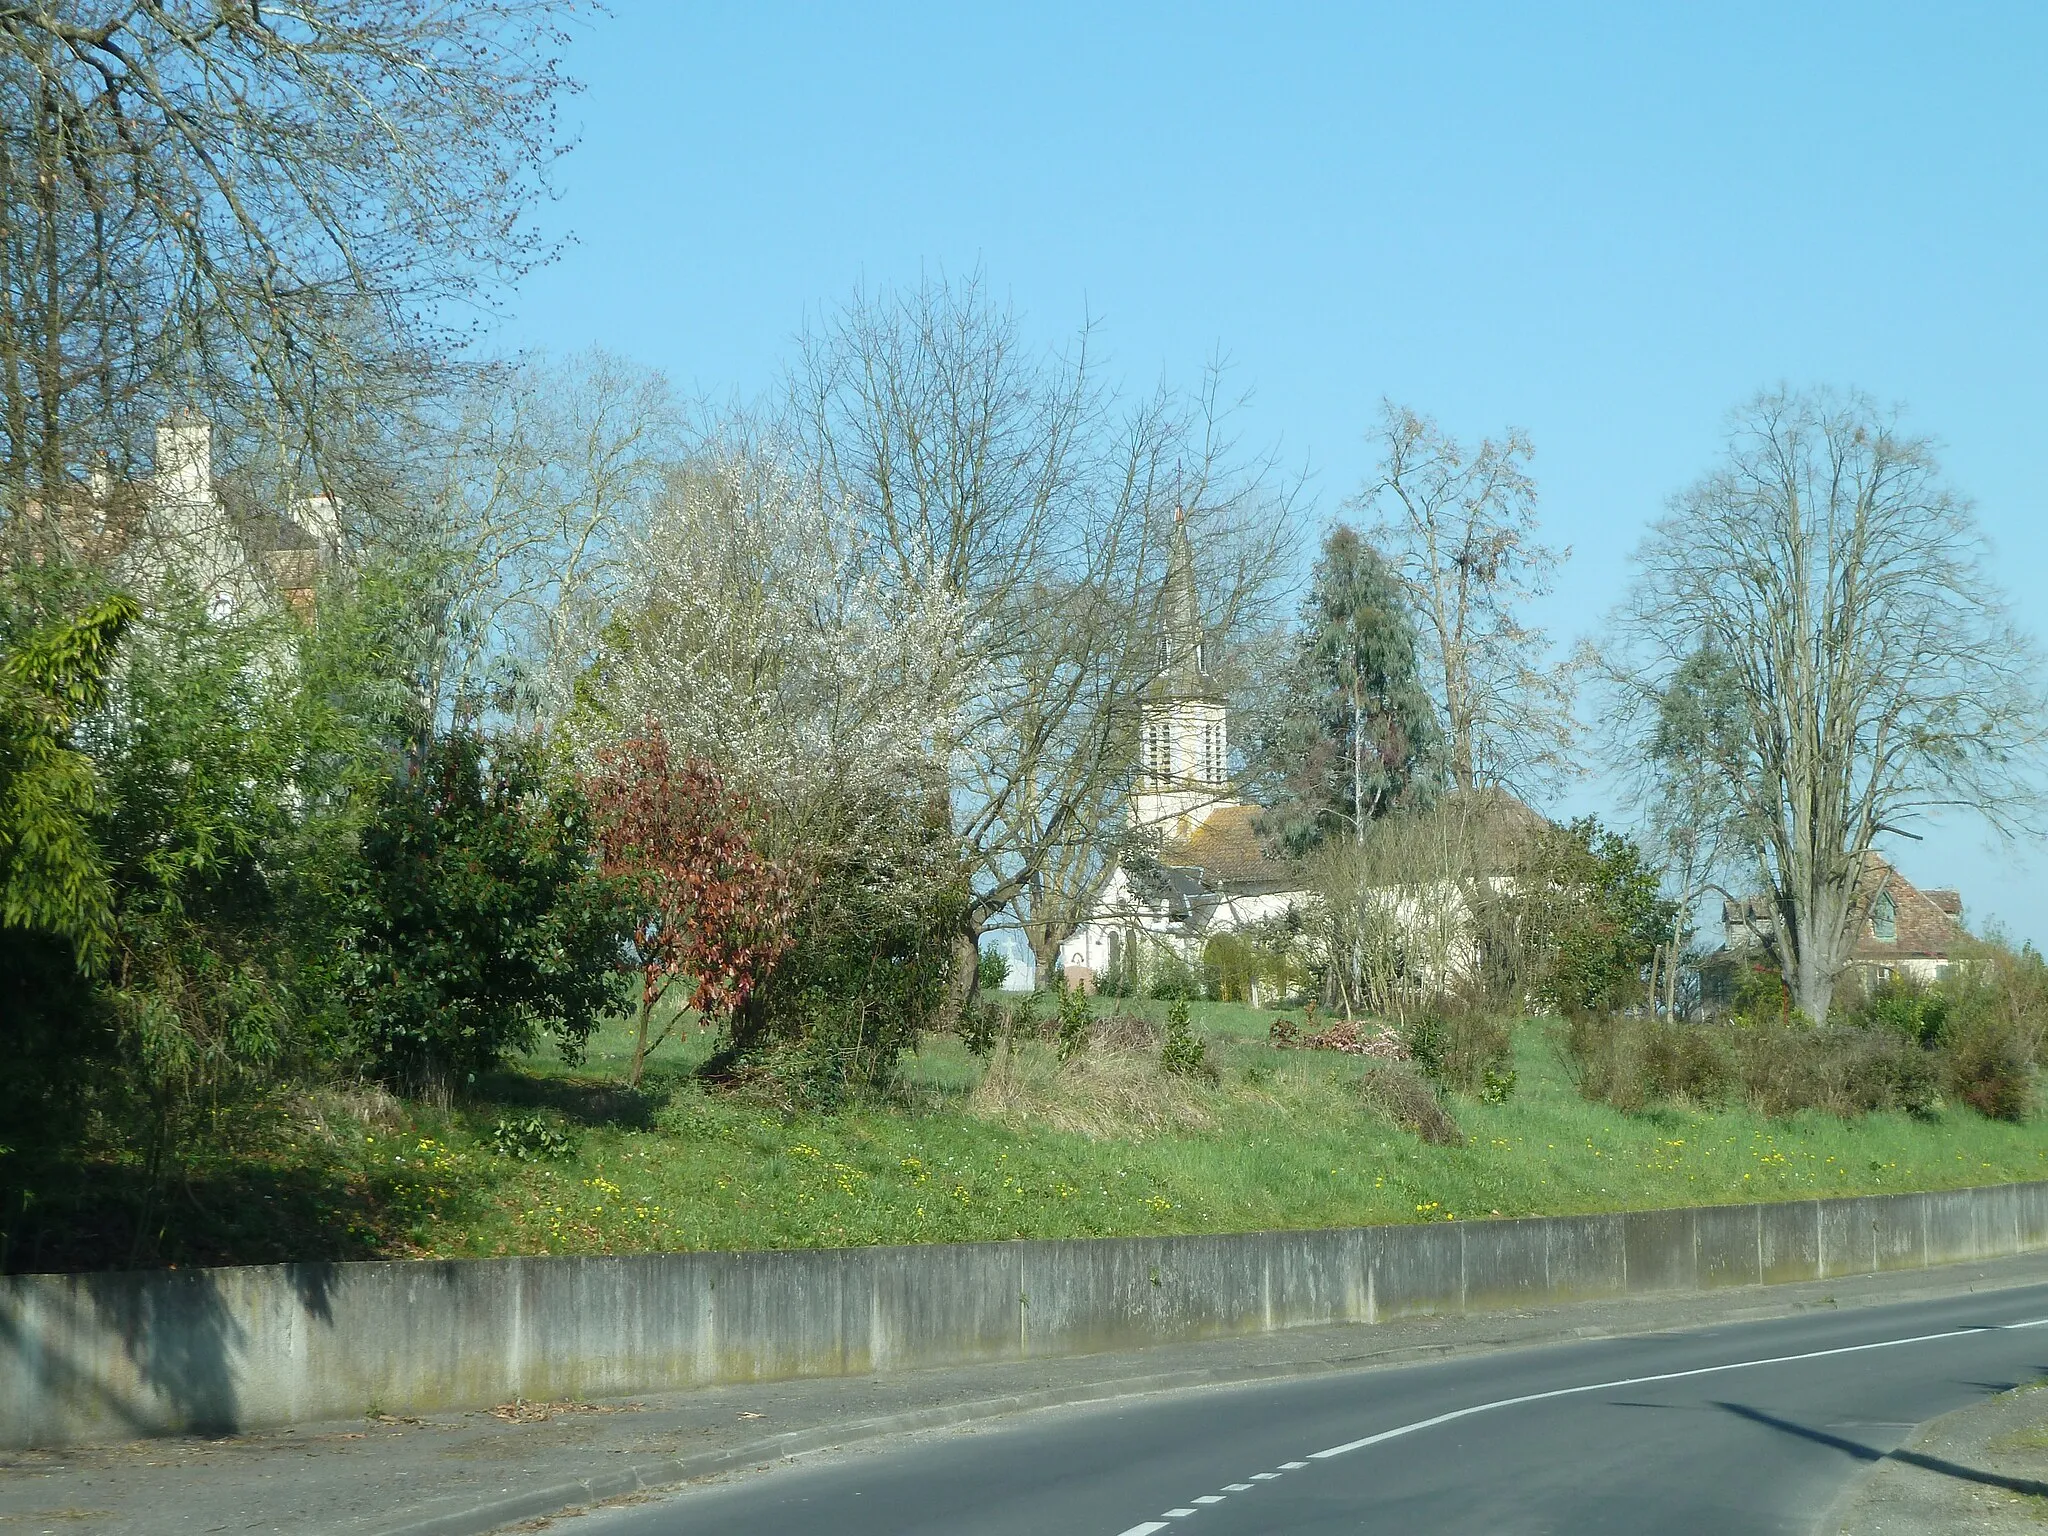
1713 1397 2048 1498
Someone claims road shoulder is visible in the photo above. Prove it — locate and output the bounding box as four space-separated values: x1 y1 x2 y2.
1834 1376 2048 1534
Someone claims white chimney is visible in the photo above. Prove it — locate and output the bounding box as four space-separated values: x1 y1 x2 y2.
295 493 340 560
87 453 112 531
154 409 212 510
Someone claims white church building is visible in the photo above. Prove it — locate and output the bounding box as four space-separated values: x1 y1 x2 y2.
1057 520 1303 992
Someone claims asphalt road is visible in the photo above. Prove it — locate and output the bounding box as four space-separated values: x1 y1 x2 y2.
562 1280 2048 1535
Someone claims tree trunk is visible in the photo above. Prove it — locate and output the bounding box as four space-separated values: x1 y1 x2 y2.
936 919 983 1032
1352 680 1365 843
1783 872 1855 1024
1028 921 1061 995
627 971 656 1088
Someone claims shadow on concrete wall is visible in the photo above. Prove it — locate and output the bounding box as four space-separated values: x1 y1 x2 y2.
0 1261 338 1438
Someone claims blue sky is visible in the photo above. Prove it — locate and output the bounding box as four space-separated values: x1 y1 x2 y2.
498 2 2048 943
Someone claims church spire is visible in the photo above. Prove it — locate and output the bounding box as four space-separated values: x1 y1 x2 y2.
1156 507 1211 697
1132 508 1232 835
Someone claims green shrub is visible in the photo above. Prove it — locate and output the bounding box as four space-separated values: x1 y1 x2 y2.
1480 1063 1517 1104
1730 1021 1940 1119
1402 1009 1448 1079
1145 945 1213 1001
337 729 627 1092
716 814 966 1103
1055 979 1092 1062
1403 1007 1511 1095
490 1114 575 1161
1946 1016 2034 1122
1850 975 1948 1047
960 999 1003 1057
976 947 1011 993
1562 1013 1733 1114
1007 988 1043 1041
1160 995 1209 1077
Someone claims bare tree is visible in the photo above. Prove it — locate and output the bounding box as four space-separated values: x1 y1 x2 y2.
417 352 679 728
1610 388 2046 1022
0 1 576 507
787 274 1300 1011
1357 401 1576 794
1634 648 1746 1015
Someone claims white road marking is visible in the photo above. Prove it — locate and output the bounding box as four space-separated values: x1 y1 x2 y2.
1109 1314 2048 1533
1308 1316 2048 1461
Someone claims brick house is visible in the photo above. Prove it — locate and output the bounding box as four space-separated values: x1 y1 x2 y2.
1702 855 1968 1006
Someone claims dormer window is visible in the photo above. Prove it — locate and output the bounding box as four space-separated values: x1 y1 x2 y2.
1872 889 1897 943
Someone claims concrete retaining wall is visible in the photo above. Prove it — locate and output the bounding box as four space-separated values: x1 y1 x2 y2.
7 1181 2047 1449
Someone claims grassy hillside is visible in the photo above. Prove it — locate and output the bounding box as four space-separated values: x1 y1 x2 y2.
15 1000 2048 1272
19 999 2048 1277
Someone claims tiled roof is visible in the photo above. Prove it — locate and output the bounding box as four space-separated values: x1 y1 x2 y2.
1161 803 1295 887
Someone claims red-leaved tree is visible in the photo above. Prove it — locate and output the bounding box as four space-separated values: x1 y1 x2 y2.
589 733 799 1086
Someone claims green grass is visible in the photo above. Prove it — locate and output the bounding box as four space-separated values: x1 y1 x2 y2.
20 1002 2048 1271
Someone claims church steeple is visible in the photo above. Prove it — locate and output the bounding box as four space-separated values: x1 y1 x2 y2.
1132 509 1232 836
1157 509 1207 691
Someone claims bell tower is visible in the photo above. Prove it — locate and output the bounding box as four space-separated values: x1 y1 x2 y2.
1130 512 1231 837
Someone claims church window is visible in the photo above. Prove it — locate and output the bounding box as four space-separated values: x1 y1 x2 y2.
1143 722 1170 782
1872 889 1897 943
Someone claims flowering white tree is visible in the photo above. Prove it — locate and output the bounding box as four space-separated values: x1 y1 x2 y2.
570 422 972 848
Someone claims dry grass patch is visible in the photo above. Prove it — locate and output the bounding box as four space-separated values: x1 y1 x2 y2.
968 1037 1215 1140
1358 1063 1464 1146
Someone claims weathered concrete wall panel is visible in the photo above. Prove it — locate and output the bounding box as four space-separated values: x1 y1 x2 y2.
7 1182 2045 1450
1760 1200 1821 1285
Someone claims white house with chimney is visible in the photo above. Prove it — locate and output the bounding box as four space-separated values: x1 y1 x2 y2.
29 410 340 618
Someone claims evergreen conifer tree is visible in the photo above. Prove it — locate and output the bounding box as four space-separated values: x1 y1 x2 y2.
1257 526 1437 852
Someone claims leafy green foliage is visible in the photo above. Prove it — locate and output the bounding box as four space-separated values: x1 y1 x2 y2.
1850 975 1949 1048
0 592 137 965
336 728 628 1089
726 805 967 1104
959 999 1003 1057
975 946 1011 993
1517 817 1676 1016
1401 1006 1513 1095
490 1114 576 1161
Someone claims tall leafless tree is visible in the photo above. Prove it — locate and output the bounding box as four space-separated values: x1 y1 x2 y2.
1358 401 1577 795
1610 388 2047 1021
0 1 577 513
787 274 1300 1006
